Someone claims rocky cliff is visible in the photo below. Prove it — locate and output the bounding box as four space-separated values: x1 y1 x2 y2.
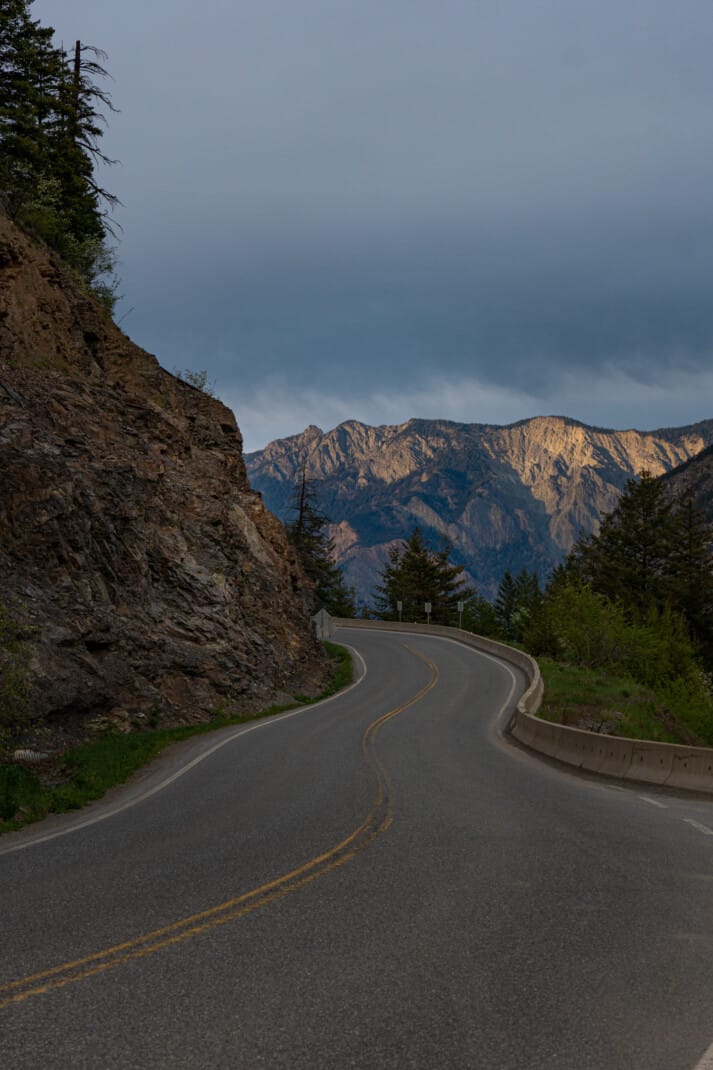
246 416 713 601
663 443 713 513
0 212 327 744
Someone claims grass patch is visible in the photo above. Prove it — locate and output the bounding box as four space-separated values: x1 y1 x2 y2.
537 657 705 745
296 641 353 701
0 641 354 837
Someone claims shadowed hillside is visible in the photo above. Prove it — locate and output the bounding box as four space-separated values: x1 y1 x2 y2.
662 443 713 513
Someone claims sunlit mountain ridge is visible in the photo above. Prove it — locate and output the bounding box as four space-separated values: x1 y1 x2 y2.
246 415 713 602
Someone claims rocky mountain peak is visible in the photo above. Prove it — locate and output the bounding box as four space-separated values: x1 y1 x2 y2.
247 414 713 602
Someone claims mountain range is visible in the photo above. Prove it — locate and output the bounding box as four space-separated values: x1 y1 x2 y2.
246 416 713 603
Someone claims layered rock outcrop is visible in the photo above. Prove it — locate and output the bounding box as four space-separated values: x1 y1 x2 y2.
0 213 327 737
247 416 713 601
663 444 713 514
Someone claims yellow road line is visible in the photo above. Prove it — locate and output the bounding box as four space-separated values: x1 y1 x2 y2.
1 643 439 1009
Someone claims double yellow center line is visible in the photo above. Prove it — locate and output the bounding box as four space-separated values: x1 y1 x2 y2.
0 644 439 1009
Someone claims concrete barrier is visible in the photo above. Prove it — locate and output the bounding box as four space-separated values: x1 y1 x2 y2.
624 741 675 785
515 716 564 761
331 617 713 795
666 750 713 793
598 738 636 779
540 724 611 774
510 708 539 750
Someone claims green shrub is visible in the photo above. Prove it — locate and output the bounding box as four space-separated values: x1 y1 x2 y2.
0 765 45 822
0 604 31 759
526 584 713 744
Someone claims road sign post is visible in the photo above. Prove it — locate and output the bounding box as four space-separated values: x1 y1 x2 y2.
425 601 431 626
457 600 464 629
396 600 403 622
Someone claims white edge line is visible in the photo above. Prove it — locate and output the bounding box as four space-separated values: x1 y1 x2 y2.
0 644 368 856
438 636 518 729
639 795 668 809
683 818 713 837
339 626 519 734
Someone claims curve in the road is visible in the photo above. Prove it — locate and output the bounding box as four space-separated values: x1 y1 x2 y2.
0 645 371 858
0 643 438 1011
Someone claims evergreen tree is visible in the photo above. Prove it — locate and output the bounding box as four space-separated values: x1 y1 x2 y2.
494 570 517 638
0 0 60 214
546 472 713 671
287 468 356 617
494 568 542 641
0 4 118 309
571 471 678 615
668 489 713 661
512 568 542 638
52 40 118 232
373 527 475 624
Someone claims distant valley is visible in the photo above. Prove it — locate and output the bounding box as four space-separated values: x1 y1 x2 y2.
246 416 713 603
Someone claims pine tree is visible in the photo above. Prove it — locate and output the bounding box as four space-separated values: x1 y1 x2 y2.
554 471 713 671
494 570 517 638
373 527 475 624
0 5 119 309
54 40 118 231
0 0 60 214
492 568 541 640
287 468 356 617
513 569 542 638
572 471 678 614
668 489 713 661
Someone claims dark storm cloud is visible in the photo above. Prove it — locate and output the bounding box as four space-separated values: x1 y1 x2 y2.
138 213 713 392
32 0 713 446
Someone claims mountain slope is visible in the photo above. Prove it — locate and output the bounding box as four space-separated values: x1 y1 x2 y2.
246 416 713 601
662 443 713 513
0 211 326 741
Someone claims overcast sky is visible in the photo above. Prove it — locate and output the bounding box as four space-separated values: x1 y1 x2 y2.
33 0 713 450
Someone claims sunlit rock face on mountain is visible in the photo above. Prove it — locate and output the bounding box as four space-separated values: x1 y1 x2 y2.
0 212 327 737
246 416 713 602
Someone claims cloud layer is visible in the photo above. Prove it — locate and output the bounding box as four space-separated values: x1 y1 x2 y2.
35 1 713 448
232 368 713 454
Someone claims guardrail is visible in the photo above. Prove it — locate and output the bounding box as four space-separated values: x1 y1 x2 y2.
330 617 713 795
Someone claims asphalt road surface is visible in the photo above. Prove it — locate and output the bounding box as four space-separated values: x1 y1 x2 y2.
2 626 713 1069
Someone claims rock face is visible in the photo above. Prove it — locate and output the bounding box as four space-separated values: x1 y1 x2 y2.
246 416 713 601
0 213 327 736
663 444 713 514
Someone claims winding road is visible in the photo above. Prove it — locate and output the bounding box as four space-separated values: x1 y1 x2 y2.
2 626 713 1069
